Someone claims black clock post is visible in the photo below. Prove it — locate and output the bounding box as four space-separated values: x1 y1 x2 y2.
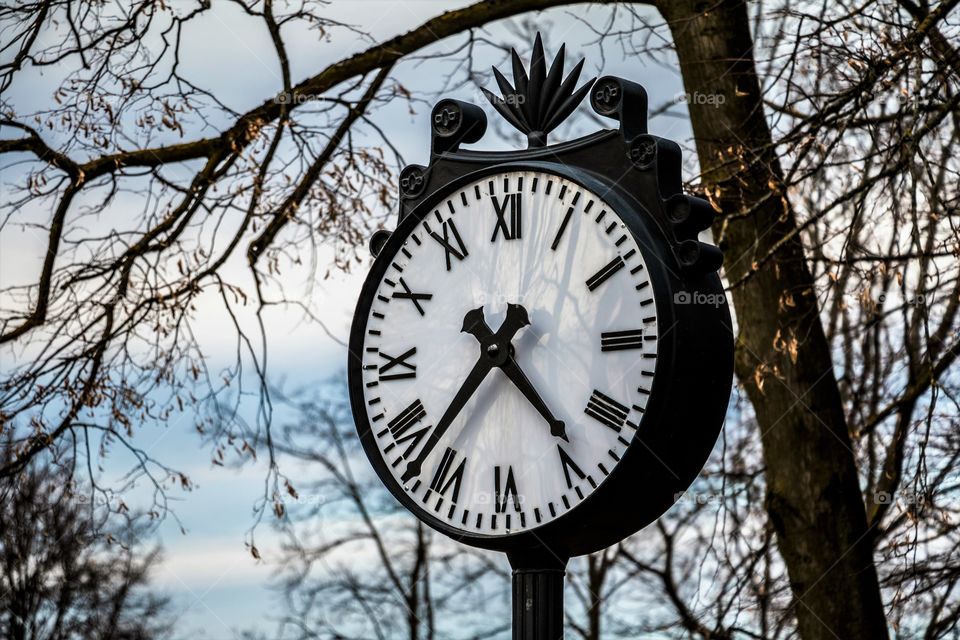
350 35 733 640
509 549 567 639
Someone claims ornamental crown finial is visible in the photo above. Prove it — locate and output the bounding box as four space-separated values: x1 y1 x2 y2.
481 33 595 148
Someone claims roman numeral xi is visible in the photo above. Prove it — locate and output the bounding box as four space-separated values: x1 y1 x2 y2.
425 218 468 271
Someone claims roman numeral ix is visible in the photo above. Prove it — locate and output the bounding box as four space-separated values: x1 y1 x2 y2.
425 218 468 271
378 347 416 381
491 193 522 241
585 389 629 432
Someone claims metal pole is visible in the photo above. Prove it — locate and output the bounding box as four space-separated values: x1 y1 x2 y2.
508 549 568 640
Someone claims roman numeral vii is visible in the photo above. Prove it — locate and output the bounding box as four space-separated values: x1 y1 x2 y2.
428 447 466 504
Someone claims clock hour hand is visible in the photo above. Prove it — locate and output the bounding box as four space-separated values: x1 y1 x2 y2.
494 302 531 341
499 358 568 441
462 303 530 343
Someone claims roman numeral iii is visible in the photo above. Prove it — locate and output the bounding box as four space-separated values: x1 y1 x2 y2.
600 329 644 351
491 193 522 241
584 389 629 432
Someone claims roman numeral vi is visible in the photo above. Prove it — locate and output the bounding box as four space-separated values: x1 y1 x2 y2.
494 465 522 513
428 447 466 504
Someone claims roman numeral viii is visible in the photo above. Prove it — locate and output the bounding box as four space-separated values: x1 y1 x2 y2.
386 399 430 459
387 399 426 438
428 447 466 504
584 389 629 432
378 347 416 381
491 193 522 241
425 218 468 271
494 465 522 513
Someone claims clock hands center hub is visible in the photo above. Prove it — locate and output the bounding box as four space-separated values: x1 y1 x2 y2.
464 304 569 442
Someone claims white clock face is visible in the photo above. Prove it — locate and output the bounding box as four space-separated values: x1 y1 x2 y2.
356 169 659 537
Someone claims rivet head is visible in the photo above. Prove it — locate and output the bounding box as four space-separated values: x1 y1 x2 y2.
628 135 657 169
432 102 462 136
399 165 427 198
592 79 621 115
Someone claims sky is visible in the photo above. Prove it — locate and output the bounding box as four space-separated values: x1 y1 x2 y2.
0 2 699 637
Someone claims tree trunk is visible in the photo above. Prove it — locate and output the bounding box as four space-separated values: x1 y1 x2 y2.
656 1 888 638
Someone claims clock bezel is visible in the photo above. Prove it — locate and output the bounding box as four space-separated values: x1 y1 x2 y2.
348 161 715 557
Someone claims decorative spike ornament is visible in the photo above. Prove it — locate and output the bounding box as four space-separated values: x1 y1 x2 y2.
481 33 595 148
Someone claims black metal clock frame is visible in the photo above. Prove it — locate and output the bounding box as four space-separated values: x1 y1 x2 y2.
348 35 734 640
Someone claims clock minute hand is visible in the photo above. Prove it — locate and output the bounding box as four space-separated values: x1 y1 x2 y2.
499 358 568 441
400 308 503 484
401 356 492 483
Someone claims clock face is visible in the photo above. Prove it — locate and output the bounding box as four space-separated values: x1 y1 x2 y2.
354 168 660 537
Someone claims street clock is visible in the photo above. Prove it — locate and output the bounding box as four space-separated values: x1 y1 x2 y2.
348 35 733 638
